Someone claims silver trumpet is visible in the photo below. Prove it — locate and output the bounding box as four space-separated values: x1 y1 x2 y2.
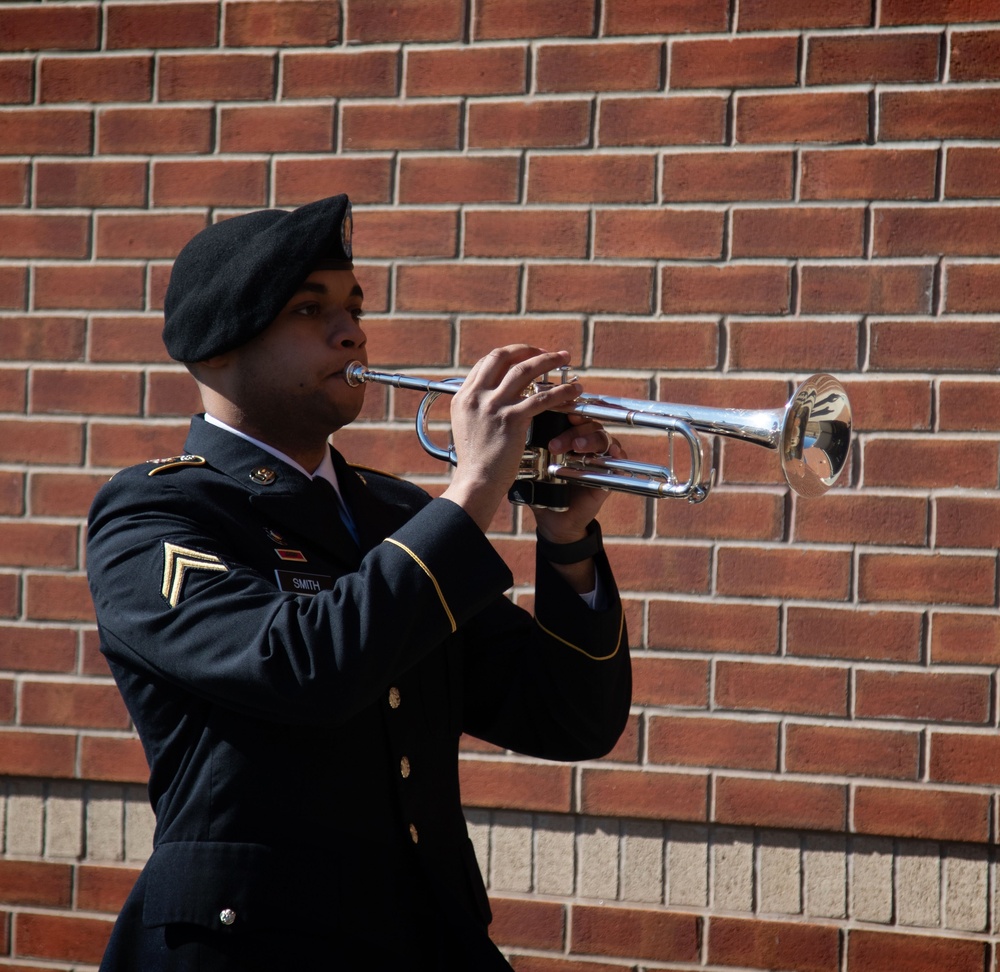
343 361 852 507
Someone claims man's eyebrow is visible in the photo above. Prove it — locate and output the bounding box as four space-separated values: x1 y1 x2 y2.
293 282 365 300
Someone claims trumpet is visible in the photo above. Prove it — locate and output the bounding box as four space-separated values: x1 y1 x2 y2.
343 361 851 508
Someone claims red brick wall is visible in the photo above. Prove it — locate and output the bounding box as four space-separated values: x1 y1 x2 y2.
2 0 1000 968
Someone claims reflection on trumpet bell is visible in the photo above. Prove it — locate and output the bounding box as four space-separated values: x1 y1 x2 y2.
343 361 852 508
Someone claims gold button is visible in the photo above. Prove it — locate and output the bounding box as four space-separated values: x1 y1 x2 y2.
400 756 410 778
388 686 401 709
219 908 236 926
249 466 276 485
409 823 419 844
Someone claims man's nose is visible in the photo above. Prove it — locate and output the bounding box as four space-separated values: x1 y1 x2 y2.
330 313 366 350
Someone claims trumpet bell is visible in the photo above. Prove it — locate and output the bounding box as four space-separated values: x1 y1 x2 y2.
779 374 852 498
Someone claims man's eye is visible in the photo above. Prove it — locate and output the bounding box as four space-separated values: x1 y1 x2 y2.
294 303 320 316
350 308 365 323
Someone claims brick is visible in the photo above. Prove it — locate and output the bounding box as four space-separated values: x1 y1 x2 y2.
847 928 987 972
648 599 779 654
220 105 333 153
342 103 459 151
662 265 790 314
930 731 1000 786
591 542 710 594
0 366 25 412
274 158 393 205
870 320 1000 372
931 612 1000 665
537 41 662 93
468 99 592 148
147 370 202 417
489 897 565 950
600 95 727 146
21 680 130 730
464 210 587 259
662 150 794 201
457 318 585 365
0 270 27 306
0 215 87 260
283 49 397 98
843 378 931 433
592 319 718 369
31 471 112 518
717 547 851 601
36 161 147 207
152 159 266 208
0 108 91 155
795 493 927 547
800 264 932 314
96 213 207 261
737 92 869 144
225 1 340 46
79 735 149 784
39 54 151 102
580 768 708 822
15 911 112 964
945 146 1000 198
732 206 864 258
336 426 453 477
158 53 274 101
807 33 940 84
739 0 871 28
709 916 840 972
0 522 77 568
87 419 193 469
855 668 990 723
715 777 847 831
88 316 170 364
98 107 212 154
0 419 82 464
881 89 1000 139
396 264 519 314
406 46 526 97
854 785 989 843
951 29 1000 79
0 469 23 515
595 209 723 259
0 729 75 777
875 205 1000 257
648 714 778 771
107 2 218 48
729 319 858 371
0 162 28 204
77 864 141 914
528 265 653 314
529 154 655 204
26 572 94 623
716 660 848 717
342 210 456 260
864 438 998 489
0 859 72 907
786 724 920 780
801 148 938 201
0 4 99 51
631 655 709 708
34 265 145 312
0 574 18 617
945 262 1000 312
398 157 519 204
349 0 465 41
671 36 799 89
0 57 33 104
475 0 596 39
659 490 785 542
570 904 700 962
458 759 570 812
882 0 1000 23
937 496 1000 549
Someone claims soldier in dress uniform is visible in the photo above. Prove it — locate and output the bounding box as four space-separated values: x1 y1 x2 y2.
86 194 631 970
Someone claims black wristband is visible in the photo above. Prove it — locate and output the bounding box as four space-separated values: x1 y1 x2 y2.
536 520 602 564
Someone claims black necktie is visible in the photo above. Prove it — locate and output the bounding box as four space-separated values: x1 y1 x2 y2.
307 475 360 550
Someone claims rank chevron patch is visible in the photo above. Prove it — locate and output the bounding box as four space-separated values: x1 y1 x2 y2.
161 543 228 607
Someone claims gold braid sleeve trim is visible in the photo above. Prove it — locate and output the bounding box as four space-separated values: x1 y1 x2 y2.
383 538 457 634
534 607 624 661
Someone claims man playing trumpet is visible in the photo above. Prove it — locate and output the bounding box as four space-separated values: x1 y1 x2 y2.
87 194 631 970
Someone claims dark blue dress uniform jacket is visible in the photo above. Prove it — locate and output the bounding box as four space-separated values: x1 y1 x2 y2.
86 416 631 970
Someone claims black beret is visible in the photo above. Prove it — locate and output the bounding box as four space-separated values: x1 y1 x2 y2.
162 193 354 362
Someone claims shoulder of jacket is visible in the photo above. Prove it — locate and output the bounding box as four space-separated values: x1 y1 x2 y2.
347 462 404 484
347 463 430 506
